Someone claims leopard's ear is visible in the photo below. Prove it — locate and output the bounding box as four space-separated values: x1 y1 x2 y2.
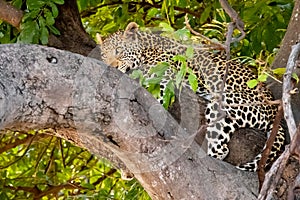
95 33 103 45
123 22 139 39
125 22 139 32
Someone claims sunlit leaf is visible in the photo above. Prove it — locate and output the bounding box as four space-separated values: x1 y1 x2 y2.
185 46 194 59
163 80 175 109
257 74 268 82
188 69 198 92
159 22 174 32
247 79 258 88
272 67 286 75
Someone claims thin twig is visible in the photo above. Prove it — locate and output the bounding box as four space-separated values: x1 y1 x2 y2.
258 147 290 200
258 102 283 189
218 0 246 119
219 0 246 42
81 1 201 18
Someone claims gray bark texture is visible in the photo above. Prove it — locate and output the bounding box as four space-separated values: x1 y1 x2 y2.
271 0 300 124
0 44 259 199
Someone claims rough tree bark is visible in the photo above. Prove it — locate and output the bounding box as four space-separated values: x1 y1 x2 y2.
0 0 23 29
1 0 300 199
0 44 259 199
0 0 96 55
48 0 97 55
271 0 300 124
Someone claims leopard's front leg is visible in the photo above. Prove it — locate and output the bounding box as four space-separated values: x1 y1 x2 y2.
205 102 235 160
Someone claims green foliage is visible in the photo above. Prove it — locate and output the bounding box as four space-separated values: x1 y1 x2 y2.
229 0 293 56
0 131 150 199
18 0 63 44
272 68 299 83
0 0 295 198
130 36 198 109
0 0 63 44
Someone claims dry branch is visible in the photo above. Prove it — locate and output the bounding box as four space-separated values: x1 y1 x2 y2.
258 42 300 200
283 43 300 140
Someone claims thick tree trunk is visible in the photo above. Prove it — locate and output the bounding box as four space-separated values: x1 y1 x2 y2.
48 0 97 55
0 0 96 55
0 44 259 199
271 0 300 124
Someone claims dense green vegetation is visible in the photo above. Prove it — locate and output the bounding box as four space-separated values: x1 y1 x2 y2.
0 0 294 199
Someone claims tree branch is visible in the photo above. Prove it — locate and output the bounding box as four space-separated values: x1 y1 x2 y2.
0 133 48 154
0 44 259 199
80 1 201 18
258 42 300 200
0 0 23 29
283 43 300 140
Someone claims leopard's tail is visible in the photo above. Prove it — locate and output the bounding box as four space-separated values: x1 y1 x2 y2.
236 124 286 171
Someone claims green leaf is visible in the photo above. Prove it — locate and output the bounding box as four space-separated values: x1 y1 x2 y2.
149 62 169 76
22 10 40 22
26 0 45 10
172 54 186 63
292 73 299 83
51 0 64 5
40 26 49 44
159 22 174 33
81 182 96 190
129 69 145 85
103 21 116 31
0 192 9 200
130 69 143 79
77 0 87 11
145 77 162 85
174 29 190 41
247 79 258 89
38 16 45 27
188 70 198 92
272 67 286 75
45 9 55 26
163 80 175 109
12 0 23 9
276 13 285 24
47 25 60 35
48 2 59 18
175 62 187 88
200 5 211 24
185 46 194 60
147 84 160 99
146 8 159 20
257 74 268 82
18 21 39 44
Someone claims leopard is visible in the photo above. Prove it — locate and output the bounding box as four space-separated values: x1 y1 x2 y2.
98 22 286 171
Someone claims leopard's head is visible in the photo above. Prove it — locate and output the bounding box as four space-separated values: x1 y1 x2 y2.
98 22 142 73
